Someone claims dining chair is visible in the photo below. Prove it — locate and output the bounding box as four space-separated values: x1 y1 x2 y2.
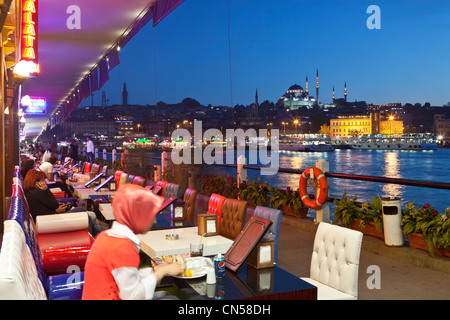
90 163 100 174
183 188 197 224
163 183 181 201
300 222 363 300
83 162 92 174
126 174 135 184
114 170 123 187
253 206 282 264
133 176 146 187
219 198 247 240
206 193 226 227
155 180 168 195
119 172 129 189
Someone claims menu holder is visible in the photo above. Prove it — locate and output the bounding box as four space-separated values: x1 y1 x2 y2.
152 186 162 195
94 175 114 192
66 163 79 172
84 173 104 188
197 214 218 237
224 215 272 272
158 196 177 213
62 159 71 168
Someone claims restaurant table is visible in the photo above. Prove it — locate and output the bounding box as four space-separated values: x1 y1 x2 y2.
73 187 115 200
170 263 317 300
138 227 233 258
98 203 115 221
97 203 194 229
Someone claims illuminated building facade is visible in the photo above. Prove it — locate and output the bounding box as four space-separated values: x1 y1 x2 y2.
330 113 403 138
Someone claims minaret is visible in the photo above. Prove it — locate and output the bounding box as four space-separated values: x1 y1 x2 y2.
344 82 347 103
332 86 335 104
122 82 128 106
305 76 309 94
255 88 259 115
315 70 319 105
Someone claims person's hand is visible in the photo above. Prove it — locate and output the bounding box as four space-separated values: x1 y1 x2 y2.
36 181 48 190
163 261 186 277
153 261 186 282
56 203 67 213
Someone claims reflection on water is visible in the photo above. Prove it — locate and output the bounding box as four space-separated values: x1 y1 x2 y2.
212 149 450 212
381 152 405 199
205 149 450 212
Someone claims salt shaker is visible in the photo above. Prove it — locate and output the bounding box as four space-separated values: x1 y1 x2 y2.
206 268 216 284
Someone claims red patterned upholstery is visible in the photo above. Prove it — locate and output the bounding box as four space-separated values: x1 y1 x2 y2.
207 193 226 228
156 180 168 195
133 176 146 187
83 162 92 174
37 231 94 275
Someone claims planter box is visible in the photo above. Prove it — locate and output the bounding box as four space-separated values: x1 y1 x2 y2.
245 198 270 209
408 233 450 258
281 205 309 218
348 220 384 240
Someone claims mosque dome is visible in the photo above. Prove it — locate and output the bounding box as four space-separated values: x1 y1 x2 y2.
287 84 304 92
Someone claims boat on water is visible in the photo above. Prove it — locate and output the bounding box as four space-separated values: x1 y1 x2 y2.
279 140 334 152
332 133 438 151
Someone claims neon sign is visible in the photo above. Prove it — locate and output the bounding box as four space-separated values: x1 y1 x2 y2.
24 97 46 114
21 0 39 74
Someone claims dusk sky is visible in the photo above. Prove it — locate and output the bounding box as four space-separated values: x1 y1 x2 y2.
96 0 450 108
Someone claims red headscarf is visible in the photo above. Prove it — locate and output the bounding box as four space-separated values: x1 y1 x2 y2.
111 184 164 234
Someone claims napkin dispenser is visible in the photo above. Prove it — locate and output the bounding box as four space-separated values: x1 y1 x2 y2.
197 214 218 237
246 238 274 269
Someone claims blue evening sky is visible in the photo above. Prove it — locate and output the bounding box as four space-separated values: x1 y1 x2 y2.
98 0 450 108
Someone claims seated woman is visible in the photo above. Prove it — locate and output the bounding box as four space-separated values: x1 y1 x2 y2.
20 158 35 180
24 169 106 236
82 184 186 300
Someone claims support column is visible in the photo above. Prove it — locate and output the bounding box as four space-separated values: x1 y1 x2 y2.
315 159 330 223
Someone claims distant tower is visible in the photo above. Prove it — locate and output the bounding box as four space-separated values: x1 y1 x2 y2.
305 76 309 94
332 86 335 104
344 82 347 103
255 88 259 115
102 91 106 107
315 70 319 105
122 82 128 106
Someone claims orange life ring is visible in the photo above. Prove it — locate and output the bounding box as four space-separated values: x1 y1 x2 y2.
299 167 328 210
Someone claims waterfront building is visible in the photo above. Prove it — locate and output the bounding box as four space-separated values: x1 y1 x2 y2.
330 113 403 138
434 114 450 141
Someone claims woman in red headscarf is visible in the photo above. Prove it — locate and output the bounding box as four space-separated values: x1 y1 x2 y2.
82 184 185 300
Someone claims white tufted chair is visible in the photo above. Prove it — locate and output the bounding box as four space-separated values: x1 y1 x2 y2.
301 222 363 300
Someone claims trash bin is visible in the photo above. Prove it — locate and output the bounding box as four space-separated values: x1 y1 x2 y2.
381 197 404 246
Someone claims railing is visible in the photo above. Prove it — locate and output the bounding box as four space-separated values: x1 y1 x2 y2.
147 152 450 191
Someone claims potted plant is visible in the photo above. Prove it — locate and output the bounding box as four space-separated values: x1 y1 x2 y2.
238 177 270 207
270 187 308 218
401 202 450 258
333 190 362 227
333 191 384 239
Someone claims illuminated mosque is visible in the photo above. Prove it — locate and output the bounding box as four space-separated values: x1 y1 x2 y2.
278 70 348 110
